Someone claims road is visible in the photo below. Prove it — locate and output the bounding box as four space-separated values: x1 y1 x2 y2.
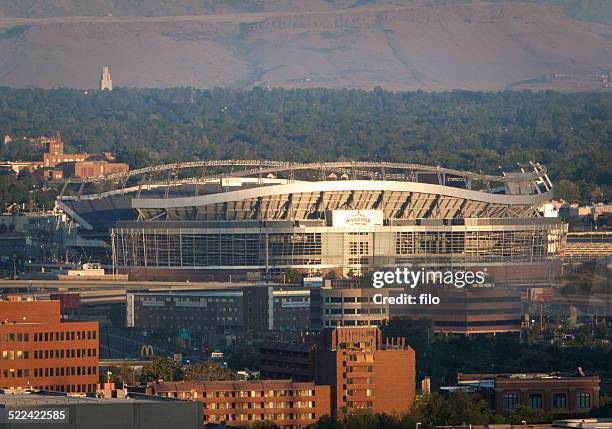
0 279 253 304
99 325 175 359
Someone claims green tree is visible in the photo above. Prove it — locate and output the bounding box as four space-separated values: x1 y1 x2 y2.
251 422 281 429
183 361 236 381
105 364 138 387
555 179 581 202
342 411 380 429
140 356 183 382
506 405 551 424
118 363 138 386
0 88 609 204
590 394 612 417
283 267 303 284
413 392 499 427
310 415 342 429
597 213 612 228
228 350 260 370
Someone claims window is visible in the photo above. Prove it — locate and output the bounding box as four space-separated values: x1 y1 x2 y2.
503 393 519 411
576 393 591 409
553 393 567 409
529 393 543 409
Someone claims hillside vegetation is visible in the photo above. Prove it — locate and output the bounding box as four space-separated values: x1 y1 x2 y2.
0 87 609 202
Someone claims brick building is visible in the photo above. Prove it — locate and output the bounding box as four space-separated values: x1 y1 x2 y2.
0 298 99 394
272 289 311 332
312 277 522 335
126 288 270 335
313 327 415 416
260 342 313 381
393 286 523 334
457 372 600 414
44 133 128 179
0 131 128 179
60 159 130 179
312 276 523 335
146 380 331 428
261 326 416 417
126 286 311 337
42 135 88 167
310 280 399 329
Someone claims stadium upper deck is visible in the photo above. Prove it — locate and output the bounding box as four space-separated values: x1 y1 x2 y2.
58 160 553 227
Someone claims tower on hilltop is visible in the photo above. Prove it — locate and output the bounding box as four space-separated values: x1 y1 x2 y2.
100 65 112 91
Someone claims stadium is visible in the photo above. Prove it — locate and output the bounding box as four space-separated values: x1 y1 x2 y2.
57 160 566 281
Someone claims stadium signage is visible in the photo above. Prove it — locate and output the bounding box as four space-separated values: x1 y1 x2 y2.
331 210 383 227
281 301 310 308
176 301 208 308
445 175 467 188
141 300 165 307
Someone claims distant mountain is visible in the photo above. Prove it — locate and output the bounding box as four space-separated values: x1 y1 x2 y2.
0 1 610 91
1 0 610 24
4 0 352 18
550 0 611 25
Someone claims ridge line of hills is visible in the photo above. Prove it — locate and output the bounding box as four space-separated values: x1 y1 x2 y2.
0 1 610 91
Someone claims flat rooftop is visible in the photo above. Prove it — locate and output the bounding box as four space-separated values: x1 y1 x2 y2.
0 391 182 406
459 372 599 381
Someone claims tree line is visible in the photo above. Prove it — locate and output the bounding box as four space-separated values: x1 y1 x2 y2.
0 87 609 203
381 319 612 389
111 355 612 428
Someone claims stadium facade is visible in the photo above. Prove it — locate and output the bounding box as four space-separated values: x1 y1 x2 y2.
57 161 566 281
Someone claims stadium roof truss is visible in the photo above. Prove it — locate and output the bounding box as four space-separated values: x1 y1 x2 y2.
57 160 554 227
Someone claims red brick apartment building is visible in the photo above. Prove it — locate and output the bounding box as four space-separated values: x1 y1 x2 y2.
261 327 416 417
0 298 99 394
313 327 416 417
147 380 330 428
458 372 600 413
